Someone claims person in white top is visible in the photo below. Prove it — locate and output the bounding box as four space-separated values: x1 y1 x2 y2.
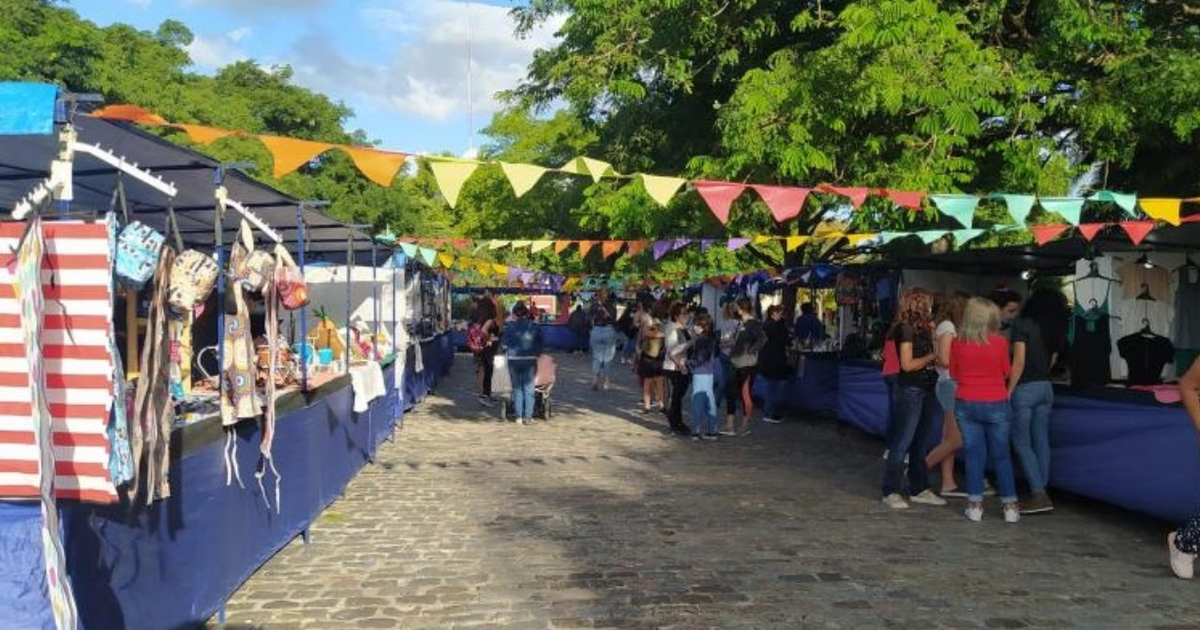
924 292 968 497
663 303 692 435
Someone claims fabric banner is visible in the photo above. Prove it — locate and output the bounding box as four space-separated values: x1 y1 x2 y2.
1120 221 1156 246
822 186 870 209
1040 197 1086 226
727 237 750 251
487 240 509 250
930 194 979 228
500 162 548 198
652 241 673 260
1031 224 1070 246
640 174 687 207
577 240 597 258
998 194 1036 226
626 241 648 257
1140 198 1182 225
694 181 746 225
530 240 553 253
343 148 406 187
429 160 479 209
258 135 334 179
554 240 572 254
418 248 437 267
1090 190 1138 216
177 123 236 145
917 230 947 244
0 82 57 135
1077 223 1110 242
753 185 811 222
950 228 985 245
601 241 624 259
886 190 925 210
785 235 809 251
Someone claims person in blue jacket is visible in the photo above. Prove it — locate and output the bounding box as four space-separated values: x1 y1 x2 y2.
503 301 545 425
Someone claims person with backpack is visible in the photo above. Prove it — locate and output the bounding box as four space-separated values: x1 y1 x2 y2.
503 301 544 426
471 293 500 406
726 297 766 435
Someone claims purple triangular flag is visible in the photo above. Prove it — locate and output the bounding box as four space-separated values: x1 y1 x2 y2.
673 238 693 252
653 240 673 260
700 239 715 252
727 238 750 251
507 268 521 282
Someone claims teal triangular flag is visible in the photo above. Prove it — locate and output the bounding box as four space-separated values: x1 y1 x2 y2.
400 243 418 257
951 229 986 246
418 247 437 267
930 194 979 228
917 230 947 244
1040 197 1085 226
1089 190 1137 216
996 194 1035 225
880 231 908 245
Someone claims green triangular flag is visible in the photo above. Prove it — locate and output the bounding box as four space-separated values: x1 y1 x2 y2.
951 229 986 246
996 194 1035 225
917 230 948 244
1040 197 1085 226
400 243 418 258
1089 190 1138 216
419 247 437 267
930 194 980 228
880 231 908 245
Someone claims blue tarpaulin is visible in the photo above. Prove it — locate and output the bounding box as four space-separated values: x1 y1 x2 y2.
0 83 57 135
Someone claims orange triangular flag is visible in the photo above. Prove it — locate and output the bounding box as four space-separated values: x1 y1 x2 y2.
343 147 407 186
1031 224 1070 246
1120 221 1156 246
626 241 648 257
258 135 335 178
91 104 168 125
577 240 598 258
1077 223 1110 242
601 241 625 259
554 240 573 254
176 124 238 145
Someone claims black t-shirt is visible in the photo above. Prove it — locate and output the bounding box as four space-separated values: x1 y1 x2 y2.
1011 317 1052 384
893 323 935 389
1118 333 1175 386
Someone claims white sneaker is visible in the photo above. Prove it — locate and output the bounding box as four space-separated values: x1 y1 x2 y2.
910 489 948 506
881 493 910 510
965 503 983 522
1169 532 1195 579
761 416 783 424
1003 503 1021 524
881 449 889 461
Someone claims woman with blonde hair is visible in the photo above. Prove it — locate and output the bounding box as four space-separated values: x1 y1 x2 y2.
951 297 1020 523
925 292 968 497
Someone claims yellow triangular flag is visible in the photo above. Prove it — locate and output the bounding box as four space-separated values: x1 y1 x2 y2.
488 240 510 250
492 264 508 275
530 240 553 253
437 253 455 268
1140 198 1182 226
558 157 586 175
847 233 877 247
510 240 533 249
476 262 492 276
786 236 810 251
580 157 614 182
820 231 846 241
640 174 687 207
429 160 479 209
499 162 548 198
753 235 774 245
457 257 473 271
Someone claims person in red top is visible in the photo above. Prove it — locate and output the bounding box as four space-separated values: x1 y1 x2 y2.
1168 358 1200 579
950 297 1019 524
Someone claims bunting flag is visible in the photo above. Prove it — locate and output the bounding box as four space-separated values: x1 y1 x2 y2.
998 194 1036 226
1141 198 1182 225
950 229 985 245
510 240 532 249
257 135 334 179
1031 224 1070 246
753 185 812 223
487 240 509 250
846 233 877 247
1120 221 1156 245
752 235 773 245
1040 197 1085 226
560 157 615 182
177 123 237 145
672 238 693 252
930 194 979 228
694 181 746 225
419 248 438 267
917 230 947 244
437 252 455 268
880 232 906 245
1089 190 1138 216
492 263 508 276
531 240 553 253
500 162 548 198
699 239 715 252
601 241 625 258
429 160 479 209
785 235 810 251
1077 223 1110 242
626 240 648 257
554 240 572 254
727 237 750 251
451 238 471 249
886 190 925 210
344 147 407 186
652 241 673 260
400 243 418 258
822 186 870 209
640 174 687 207
577 240 598 258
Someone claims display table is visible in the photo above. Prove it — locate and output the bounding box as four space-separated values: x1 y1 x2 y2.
752 353 840 413
0 334 454 630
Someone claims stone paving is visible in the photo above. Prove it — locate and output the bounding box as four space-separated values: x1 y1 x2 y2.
208 353 1200 630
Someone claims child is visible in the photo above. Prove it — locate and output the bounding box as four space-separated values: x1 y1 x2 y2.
683 313 719 440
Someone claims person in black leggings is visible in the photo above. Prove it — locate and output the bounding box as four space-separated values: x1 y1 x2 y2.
663 303 692 435
1169 358 1200 578
725 297 764 436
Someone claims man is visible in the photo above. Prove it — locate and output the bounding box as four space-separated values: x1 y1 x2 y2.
793 302 826 347
1168 358 1200 579
988 288 1023 333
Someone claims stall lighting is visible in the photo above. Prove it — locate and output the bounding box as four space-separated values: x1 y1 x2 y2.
1020 270 1034 281
1137 253 1154 269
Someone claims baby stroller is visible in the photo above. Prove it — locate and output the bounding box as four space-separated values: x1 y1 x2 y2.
496 353 556 421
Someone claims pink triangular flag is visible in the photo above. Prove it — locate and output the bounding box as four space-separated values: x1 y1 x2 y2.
694 180 746 225
1077 223 1110 242
1031 224 1070 246
752 185 811 223
885 190 925 210
823 186 871 209
1120 221 1156 246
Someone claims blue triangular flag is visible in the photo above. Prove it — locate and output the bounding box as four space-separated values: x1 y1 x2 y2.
930 194 979 228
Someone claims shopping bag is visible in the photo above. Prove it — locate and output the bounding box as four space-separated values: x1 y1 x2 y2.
491 354 512 396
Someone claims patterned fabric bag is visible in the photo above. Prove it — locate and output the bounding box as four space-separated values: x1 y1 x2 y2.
229 221 273 293
164 206 220 312
274 244 309 310
115 221 165 288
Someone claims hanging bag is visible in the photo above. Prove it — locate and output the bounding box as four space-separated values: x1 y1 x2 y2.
165 205 220 312
273 244 309 310
231 220 274 294
112 180 166 288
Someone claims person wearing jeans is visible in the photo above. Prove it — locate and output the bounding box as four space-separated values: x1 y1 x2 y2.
588 287 617 390
683 313 719 440
951 297 1019 523
1169 358 1200 578
503 301 544 425
758 305 792 423
1010 381 1053 501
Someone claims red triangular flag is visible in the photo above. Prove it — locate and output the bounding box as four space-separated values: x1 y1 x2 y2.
752 185 811 223
601 240 624 258
885 190 925 210
577 240 598 258
1120 221 1156 246
554 240 573 254
1031 224 1070 246
694 180 747 225
822 186 871 209
1076 223 1109 242
451 239 470 249
626 240 648 257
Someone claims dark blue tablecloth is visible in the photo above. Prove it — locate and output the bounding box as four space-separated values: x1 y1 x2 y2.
752 355 840 414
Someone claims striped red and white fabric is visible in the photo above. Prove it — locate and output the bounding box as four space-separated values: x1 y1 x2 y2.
0 221 117 503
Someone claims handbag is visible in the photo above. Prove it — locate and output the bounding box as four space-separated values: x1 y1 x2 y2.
231 220 274 293
112 181 166 288
273 244 308 310
165 207 219 312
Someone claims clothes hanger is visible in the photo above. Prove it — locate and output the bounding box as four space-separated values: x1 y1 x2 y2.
1071 259 1119 284
1136 282 1155 301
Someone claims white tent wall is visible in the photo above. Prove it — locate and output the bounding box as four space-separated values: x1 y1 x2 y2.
303 265 399 344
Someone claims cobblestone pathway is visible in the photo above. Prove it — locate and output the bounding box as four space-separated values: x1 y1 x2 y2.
211 353 1200 629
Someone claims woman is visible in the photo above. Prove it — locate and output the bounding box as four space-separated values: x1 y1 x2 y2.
588 288 617 390
638 302 668 413
718 301 742 435
502 301 544 426
616 303 639 365
1008 288 1069 515
951 297 1019 523
1169 359 1200 579
473 294 500 407
727 298 765 436
881 288 946 509
663 303 692 435
924 292 967 497
758 305 792 424
684 313 720 440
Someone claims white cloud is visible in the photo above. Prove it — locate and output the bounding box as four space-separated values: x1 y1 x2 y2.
128 0 153 7
184 0 327 9
227 27 253 43
185 33 250 73
290 1 564 121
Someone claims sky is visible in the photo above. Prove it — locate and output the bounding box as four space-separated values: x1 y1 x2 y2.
75 0 565 156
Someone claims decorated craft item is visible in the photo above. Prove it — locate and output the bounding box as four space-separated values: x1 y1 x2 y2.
168 249 219 312
274 244 309 309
